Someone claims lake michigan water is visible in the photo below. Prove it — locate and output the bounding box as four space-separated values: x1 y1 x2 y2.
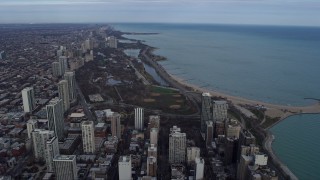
115 23 320 179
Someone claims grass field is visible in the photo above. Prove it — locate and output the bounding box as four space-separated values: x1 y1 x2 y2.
136 85 196 114
150 86 178 94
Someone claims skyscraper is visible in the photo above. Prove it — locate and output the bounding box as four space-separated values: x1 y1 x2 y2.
81 121 95 153
148 115 160 129
169 126 186 164
150 128 159 146
106 110 121 139
134 107 144 130
225 119 241 138
212 100 228 122
45 136 60 172
64 71 77 101
148 144 157 158
59 56 68 75
200 93 212 132
195 157 204 180
187 147 200 165
53 155 77 180
237 155 253 180
107 36 117 48
32 129 55 160
237 130 256 161
206 121 213 147
58 80 70 112
27 119 38 139
118 156 132 180
46 98 64 141
224 137 238 165
84 39 93 51
147 156 157 177
22 87 36 113
52 62 61 77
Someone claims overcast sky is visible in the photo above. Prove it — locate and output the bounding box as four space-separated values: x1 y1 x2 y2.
0 0 319 26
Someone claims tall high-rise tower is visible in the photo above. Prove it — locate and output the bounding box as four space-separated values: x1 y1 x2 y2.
187 147 200 165
118 156 132 180
59 56 68 75
64 71 77 101
81 121 95 153
134 107 144 130
45 136 60 172
212 100 228 122
27 119 38 139
169 126 186 164
195 157 205 180
108 36 118 48
46 98 64 141
31 129 55 160
206 121 214 147
148 115 160 129
52 62 62 77
22 87 36 113
106 110 121 139
150 128 159 146
53 155 77 180
147 156 157 177
200 93 212 132
58 80 70 112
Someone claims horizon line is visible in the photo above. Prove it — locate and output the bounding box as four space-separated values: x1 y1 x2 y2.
0 22 320 28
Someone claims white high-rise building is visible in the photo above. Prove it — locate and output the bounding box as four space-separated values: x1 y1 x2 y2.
187 147 200 165
27 119 38 139
45 136 60 172
150 128 159 146
58 80 70 112
64 71 77 101
59 56 68 75
53 155 77 180
200 93 212 132
22 87 36 113
134 107 144 130
118 156 132 180
169 126 186 164
106 110 121 139
108 36 117 48
212 100 228 122
81 121 95 153
195 157 204 180
46 98 64 141
32 129 55 160
52 62 61 77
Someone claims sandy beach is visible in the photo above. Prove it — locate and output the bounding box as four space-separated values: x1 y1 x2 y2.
169 73 320 118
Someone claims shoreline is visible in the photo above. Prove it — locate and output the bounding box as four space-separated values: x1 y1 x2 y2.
165 55 319 180
168 72 320 118
139 47 315 180
158 54 305 180
118 30 320 179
